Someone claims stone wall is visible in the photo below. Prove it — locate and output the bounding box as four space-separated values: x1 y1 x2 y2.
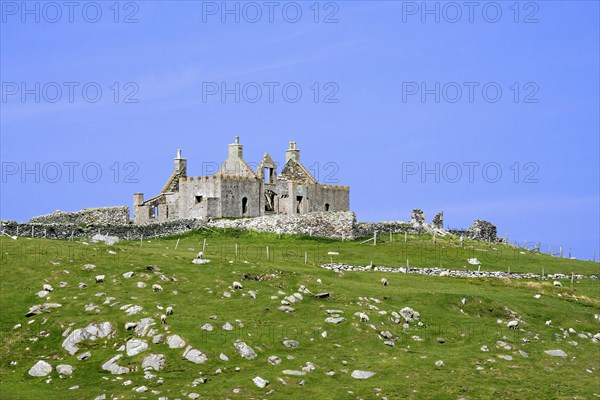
355 221 420 238
207 211 356 240
0 219 201 240
448 220 501 243
29 207 130 225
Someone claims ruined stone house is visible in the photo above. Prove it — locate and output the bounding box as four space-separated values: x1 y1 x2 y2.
133 137 350 224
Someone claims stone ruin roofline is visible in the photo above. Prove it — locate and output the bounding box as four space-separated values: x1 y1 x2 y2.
179 175 259 181
176 175 349 189
319 184 350 190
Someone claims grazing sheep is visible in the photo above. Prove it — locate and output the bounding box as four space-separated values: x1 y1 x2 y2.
232 281 243 290
152 284 163 292
166 306 173 315
42 284 53 292
197 251 204 259
125 322 138 330
160 314 167 324
380 278 388 286
507 320 519 329
95 275 105 283
316 279 322 284
553 281 562 287
358 312 370 322
545 320 552 326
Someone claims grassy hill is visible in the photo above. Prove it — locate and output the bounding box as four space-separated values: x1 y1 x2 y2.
1 230 599 399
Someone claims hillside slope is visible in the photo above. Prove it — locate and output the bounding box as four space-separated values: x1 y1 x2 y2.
1 231 599 399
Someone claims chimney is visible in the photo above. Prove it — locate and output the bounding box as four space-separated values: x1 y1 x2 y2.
174 149 187 176
228 136 243 159
133 193 144 206
285 141 300 163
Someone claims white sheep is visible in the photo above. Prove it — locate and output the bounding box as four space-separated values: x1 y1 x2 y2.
553 281 562 287
545 320 552 326
152 284 163 292
232 281 243 290
166 306 173 315
42 284 53 292
507 320 519 329
160 314 167 324
380 278 388 286
358 312 370 322
95 275 105 283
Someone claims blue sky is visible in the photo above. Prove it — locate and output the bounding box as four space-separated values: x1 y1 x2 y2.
1 1 598 260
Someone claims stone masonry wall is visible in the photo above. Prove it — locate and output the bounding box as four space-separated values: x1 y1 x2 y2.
29 207 130 225
208 211 357 240
0 219 201 240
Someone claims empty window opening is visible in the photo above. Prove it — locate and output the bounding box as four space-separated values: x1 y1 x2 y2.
242 197 248 215
263 167 274 183
296 196 303 213
325 203 330 211
195 195 203 204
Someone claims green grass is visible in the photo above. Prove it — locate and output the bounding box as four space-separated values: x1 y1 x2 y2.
1 230 599 399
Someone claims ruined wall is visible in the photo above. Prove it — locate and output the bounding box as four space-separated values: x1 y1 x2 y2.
355 221 420 238
219 177 262 217
208 211 357 240
309 184 350 213
1 219 201 240
29 207 130 225
177 176 222 220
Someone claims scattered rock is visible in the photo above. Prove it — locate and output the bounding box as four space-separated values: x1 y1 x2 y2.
283 370 306 376
183 346 208 364
126 339 148 357
268 355 282 365
283 340 299 348
101 355 130 374
234 340 257 360
62 322 113 355
141 354 165 371
166 335 186 349
222 322 234 331
28 360 52 377
325 317 345 324
56 364 75 376
152 334 165 344
545 349 567 357
518 350 529 358
253 376 269 388
351 370 375 379
25 303 62 318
